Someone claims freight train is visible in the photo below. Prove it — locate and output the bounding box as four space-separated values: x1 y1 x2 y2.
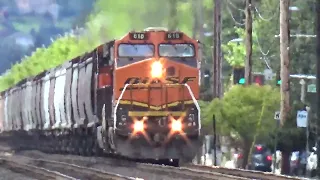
0 27 202 165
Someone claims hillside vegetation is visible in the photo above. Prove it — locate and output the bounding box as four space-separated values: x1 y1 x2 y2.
0 0 95 74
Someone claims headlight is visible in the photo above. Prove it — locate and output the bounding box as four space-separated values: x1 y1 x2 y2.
171 120 182 132
133 121 144 132
151 61 163 78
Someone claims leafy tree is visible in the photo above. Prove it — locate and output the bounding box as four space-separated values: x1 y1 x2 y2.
0 0 198 92
222 24 264 70
202 85 280 167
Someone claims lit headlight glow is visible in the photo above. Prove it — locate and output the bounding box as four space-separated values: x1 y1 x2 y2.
133 121 144 132
171 120 182 132
151 61 163 78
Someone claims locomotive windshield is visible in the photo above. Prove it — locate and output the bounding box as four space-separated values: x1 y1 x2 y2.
159 44 195 57
118 44 154 57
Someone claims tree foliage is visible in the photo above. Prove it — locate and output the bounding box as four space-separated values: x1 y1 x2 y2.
222 27 259 68
0 0 196 92
201 85 280 167
203 85 280 141
0 34 94 91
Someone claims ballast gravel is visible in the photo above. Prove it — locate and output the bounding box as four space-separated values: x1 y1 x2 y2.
15 150 192 180
0 140 194 180
0 167 37 180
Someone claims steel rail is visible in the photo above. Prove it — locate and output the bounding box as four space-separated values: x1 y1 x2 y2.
185 164 304 180
0 158 76 180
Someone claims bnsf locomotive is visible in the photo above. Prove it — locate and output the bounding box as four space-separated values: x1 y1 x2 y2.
0 27 202 164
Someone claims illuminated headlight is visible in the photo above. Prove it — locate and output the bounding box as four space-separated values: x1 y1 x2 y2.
151 61 163 78
188 114 195 121
133 121 144 132
171 120 182 132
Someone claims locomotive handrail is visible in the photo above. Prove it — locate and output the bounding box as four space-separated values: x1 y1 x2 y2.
114 83 130 130
114 83 201 135
183 83 201 135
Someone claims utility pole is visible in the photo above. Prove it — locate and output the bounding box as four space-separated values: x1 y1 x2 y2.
192 0 204 41
213 0 222 98
195 0 205 74
192 0 198 39
211 0 222 166
279 0 290 175
198 0 204 46
245 0 253 86
279 0 290 127
300 79 306 103
168 0 178 30
194 0 205 165
244 0 253 166
316 0 320 176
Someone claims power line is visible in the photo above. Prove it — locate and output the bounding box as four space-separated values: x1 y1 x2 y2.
254 34 271 56
252 2 280 70
253 3 280 21
225 0 278 70
254 32 276 70
225 2 245 26
226 0 245 12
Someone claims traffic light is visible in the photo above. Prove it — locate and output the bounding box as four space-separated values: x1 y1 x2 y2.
233 68 245 84
252 74 265 86
233 68 265 85
276 70 281 86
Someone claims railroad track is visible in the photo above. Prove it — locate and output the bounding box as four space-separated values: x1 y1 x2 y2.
61 156 304 180
0 151 249 180
37 158 249 180
31 159 140 180
185 164 303 180
132 163 250 180
0 150 306 180
17 153 254 180
0 158 75 180
38 158 248 180
0 154 139 180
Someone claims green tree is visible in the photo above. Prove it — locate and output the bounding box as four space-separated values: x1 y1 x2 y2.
202 85 280 168
168 0 178 30
0 0 197 92
222 25 264 70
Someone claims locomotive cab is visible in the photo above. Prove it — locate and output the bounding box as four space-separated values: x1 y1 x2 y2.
110 27 202 162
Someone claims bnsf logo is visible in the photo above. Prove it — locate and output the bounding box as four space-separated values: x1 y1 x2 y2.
119 77 196 91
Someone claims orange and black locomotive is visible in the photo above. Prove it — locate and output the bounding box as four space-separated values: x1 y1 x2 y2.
0 27 202 164
109 27 201 161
